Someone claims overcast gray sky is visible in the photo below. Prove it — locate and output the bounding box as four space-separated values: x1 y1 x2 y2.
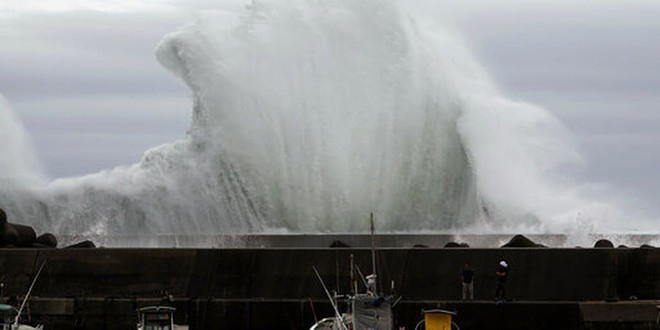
1 1 659 217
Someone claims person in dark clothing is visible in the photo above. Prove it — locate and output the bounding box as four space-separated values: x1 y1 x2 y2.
461 263 474 300
494 260 508 301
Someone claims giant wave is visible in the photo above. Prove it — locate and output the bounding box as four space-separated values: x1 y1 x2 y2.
0 0 621 242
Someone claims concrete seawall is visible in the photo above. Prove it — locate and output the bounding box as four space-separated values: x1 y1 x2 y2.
1 246 659 329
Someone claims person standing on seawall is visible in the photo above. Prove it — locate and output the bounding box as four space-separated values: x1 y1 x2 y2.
494 260 508 301
461 263 475 300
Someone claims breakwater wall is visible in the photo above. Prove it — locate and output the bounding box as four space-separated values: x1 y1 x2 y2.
1 246 659 329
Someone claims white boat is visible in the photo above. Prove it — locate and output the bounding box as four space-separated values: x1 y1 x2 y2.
0 304 43 330
0 261 46 330
310 214 395 330
309 316 341 330
309 290 394 330
137 306 188 330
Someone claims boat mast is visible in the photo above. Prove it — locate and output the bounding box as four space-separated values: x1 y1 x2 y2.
370 212 377 294
15 260 46 326
350 254 355 295
312 266 348 330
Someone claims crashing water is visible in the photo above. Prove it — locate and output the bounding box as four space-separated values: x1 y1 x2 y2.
0 0 625 241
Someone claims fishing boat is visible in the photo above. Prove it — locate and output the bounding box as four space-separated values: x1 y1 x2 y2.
0 261 46 330
0 304 43 330
309 214 395 330
309 290 393 330
136 305 189 330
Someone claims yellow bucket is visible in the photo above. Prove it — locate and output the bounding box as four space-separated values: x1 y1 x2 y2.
423 309 455 330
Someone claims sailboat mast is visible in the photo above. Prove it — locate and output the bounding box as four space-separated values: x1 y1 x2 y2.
370 212 376 294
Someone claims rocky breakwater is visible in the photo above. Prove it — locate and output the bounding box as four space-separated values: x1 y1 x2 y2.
0 208 94 248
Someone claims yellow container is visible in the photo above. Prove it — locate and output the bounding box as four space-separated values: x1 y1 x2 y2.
423 309 455 330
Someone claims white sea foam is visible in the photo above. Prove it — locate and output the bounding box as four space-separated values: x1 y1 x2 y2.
0 96 44 187
0 0 632 241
